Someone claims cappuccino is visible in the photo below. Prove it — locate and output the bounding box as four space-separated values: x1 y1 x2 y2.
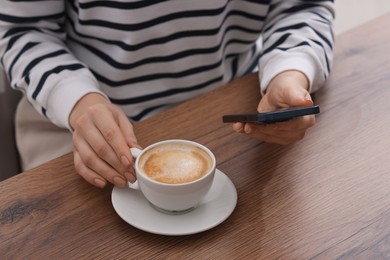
138 142 213 184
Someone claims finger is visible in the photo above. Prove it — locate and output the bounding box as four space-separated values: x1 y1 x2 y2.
259 80 314 113
77 121 127 173
258 115 316 133
73 113 128 175
117 109 139 149
91 106 133 167
232 122 245 133
257 94 274 113
73 149 107 188
73 133 127 187
113 109 138 182
243 127 299 145
244 123 308 144
283 86 313 108
251 128 306 144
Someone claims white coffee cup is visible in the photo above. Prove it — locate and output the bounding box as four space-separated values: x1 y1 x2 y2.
129 139 216 214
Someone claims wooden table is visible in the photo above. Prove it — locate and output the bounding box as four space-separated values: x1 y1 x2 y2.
2 13 390 259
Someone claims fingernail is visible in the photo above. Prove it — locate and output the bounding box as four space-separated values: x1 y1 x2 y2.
305 93 313 102
94 178 106 188
233 123 243 133
113 176 126 187
121 155 130 167
245 125 252 134
125 172 136 183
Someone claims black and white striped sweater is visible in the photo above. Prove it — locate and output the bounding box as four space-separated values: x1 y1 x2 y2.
0 0 334 129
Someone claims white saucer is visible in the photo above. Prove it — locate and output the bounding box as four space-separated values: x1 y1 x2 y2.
111 169 237 236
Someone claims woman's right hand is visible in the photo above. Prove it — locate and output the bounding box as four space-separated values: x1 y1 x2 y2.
69 93 140 188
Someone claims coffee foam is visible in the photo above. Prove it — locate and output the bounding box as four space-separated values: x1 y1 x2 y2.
139 143 213 184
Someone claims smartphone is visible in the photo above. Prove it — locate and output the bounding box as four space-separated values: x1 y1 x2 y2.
222 105 320 125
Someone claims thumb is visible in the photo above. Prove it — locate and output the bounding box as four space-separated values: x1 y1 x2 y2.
283 86 313 107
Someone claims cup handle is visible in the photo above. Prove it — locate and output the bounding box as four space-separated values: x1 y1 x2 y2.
127 181 139 190
130 147 142 158
127 147 142 190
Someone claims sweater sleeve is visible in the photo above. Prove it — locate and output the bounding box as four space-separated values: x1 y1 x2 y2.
259 0 335 94
0 1 104 130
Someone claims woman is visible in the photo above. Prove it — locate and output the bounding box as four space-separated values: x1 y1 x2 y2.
0 0 334 188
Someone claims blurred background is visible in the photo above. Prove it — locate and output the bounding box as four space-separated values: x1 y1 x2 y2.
335 0 390 34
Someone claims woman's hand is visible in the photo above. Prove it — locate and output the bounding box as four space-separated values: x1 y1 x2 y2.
69 93 140 188
233 70 316 144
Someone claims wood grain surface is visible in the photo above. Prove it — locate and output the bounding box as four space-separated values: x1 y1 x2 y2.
1 13 390 259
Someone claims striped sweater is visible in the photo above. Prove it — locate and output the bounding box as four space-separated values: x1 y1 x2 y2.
0 0 334 130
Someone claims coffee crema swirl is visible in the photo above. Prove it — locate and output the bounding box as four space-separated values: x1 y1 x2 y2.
138 143 213 184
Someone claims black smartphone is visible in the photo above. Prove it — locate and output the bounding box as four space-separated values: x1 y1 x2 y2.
222 105 320 125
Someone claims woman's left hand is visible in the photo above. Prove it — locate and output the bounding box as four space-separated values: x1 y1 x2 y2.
233 70 316 145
